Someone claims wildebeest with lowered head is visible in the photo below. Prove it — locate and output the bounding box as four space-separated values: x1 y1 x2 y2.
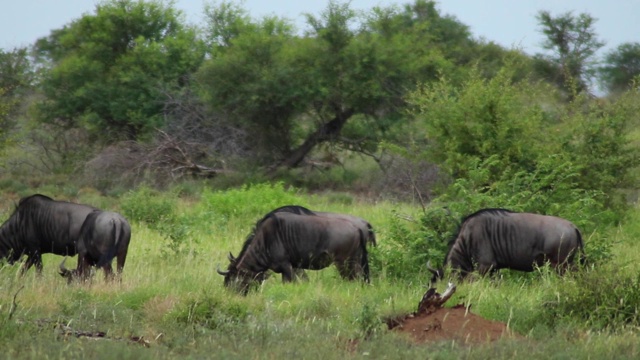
0 194 97 274
217 211 371 295
429 208 584 283
264 205 376 247
59 210 131 283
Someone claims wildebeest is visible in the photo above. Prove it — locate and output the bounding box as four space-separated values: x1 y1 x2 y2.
0 194 131 282
217 211 371 294
0 194 97 274
429 208 584 283
240 205 376 281
266 205 376 246
59 210 131 282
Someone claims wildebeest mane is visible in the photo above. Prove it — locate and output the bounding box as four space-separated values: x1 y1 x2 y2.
255 205 315 227
232 205 316 263
442 208 514 264
1 195 57 244
17 194 54 207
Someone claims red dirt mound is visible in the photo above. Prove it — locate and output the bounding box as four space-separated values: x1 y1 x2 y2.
386 304 517 344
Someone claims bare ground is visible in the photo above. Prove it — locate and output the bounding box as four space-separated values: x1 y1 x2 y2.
386 304 518 344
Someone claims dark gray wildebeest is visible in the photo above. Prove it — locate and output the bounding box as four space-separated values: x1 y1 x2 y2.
0 194 97 274
59 209 131 283
0 194 130 282
264 205 376 246
217 211 371 295
428 208 584 284
241 205 376 280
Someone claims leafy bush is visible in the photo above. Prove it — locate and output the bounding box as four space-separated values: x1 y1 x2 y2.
121 186 176 225
199 182 308 221
544 267 640 331
392 61 637 272
121 186 196 256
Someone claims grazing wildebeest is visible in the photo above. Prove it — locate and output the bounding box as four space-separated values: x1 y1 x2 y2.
247 205 376 281
59 210 131 283
266 205 376 246
429 208 584 283
0 194 97 274
217 211 371 294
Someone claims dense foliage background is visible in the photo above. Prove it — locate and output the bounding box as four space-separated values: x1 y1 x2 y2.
2 0 640 358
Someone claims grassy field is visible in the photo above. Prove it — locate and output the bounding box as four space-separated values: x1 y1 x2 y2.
1 186 640 359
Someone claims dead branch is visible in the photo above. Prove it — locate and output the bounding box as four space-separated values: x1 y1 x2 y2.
8 285 24 320
417 282 457 315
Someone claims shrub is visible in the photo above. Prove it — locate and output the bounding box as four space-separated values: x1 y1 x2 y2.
544 267 640 331
121 186 176 225
396 61 635 272
121 186 196 256
199 182 308 221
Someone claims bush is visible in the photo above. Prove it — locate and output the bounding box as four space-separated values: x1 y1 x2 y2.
121 186 196 256
199 182 308 221
544 267 640 331
121 186 176 225
395 61 637 271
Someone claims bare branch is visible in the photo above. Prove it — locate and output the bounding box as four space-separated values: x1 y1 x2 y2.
8 285 25 320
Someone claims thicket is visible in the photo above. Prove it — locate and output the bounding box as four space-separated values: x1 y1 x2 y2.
377 62 640 279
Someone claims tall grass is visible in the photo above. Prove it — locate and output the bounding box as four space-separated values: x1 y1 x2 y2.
1 187 640 358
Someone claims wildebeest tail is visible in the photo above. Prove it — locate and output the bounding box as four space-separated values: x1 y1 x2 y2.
359 229 370 283
96 219 123 268
367 223 377 247
576 228 587 266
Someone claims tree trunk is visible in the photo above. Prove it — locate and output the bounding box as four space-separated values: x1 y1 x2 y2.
272 108 354 172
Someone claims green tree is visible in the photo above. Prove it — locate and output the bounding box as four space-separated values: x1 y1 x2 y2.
407 60 638 222
198 0 481 170
535 10 604 96
407 62 549 183
34 0 205 141
598 42 640 94
0 47 35 148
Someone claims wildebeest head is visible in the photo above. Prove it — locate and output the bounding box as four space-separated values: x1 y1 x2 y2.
217 252 267 295
58 257 77 283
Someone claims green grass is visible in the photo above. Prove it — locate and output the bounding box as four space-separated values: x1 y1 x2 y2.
1 189 640 359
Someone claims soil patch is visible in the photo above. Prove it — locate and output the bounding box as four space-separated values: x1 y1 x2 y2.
386 304 517 344
384 283 518 344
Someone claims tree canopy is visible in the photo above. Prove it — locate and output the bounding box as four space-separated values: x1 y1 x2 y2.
197 0 511 171
535 10 604 96
34 0 205 141
598 42 640 94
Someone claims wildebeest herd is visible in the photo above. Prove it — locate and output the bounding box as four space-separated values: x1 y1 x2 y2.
0 194 131 282
0 194 585 293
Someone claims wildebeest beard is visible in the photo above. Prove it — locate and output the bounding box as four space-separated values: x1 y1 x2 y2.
219 228 271 294
221 250 271 295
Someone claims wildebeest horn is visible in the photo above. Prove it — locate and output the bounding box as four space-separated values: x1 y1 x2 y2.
228 252 236 262
59 257 71 277
216 264 229 276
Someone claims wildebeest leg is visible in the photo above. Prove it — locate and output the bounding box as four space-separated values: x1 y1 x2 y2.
21 254 43 276
102 263 115 282
114 248 128 282
477 263 495 277
294 269 309 281
77 256 93 283
336 258 359 280
281 264 295 283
